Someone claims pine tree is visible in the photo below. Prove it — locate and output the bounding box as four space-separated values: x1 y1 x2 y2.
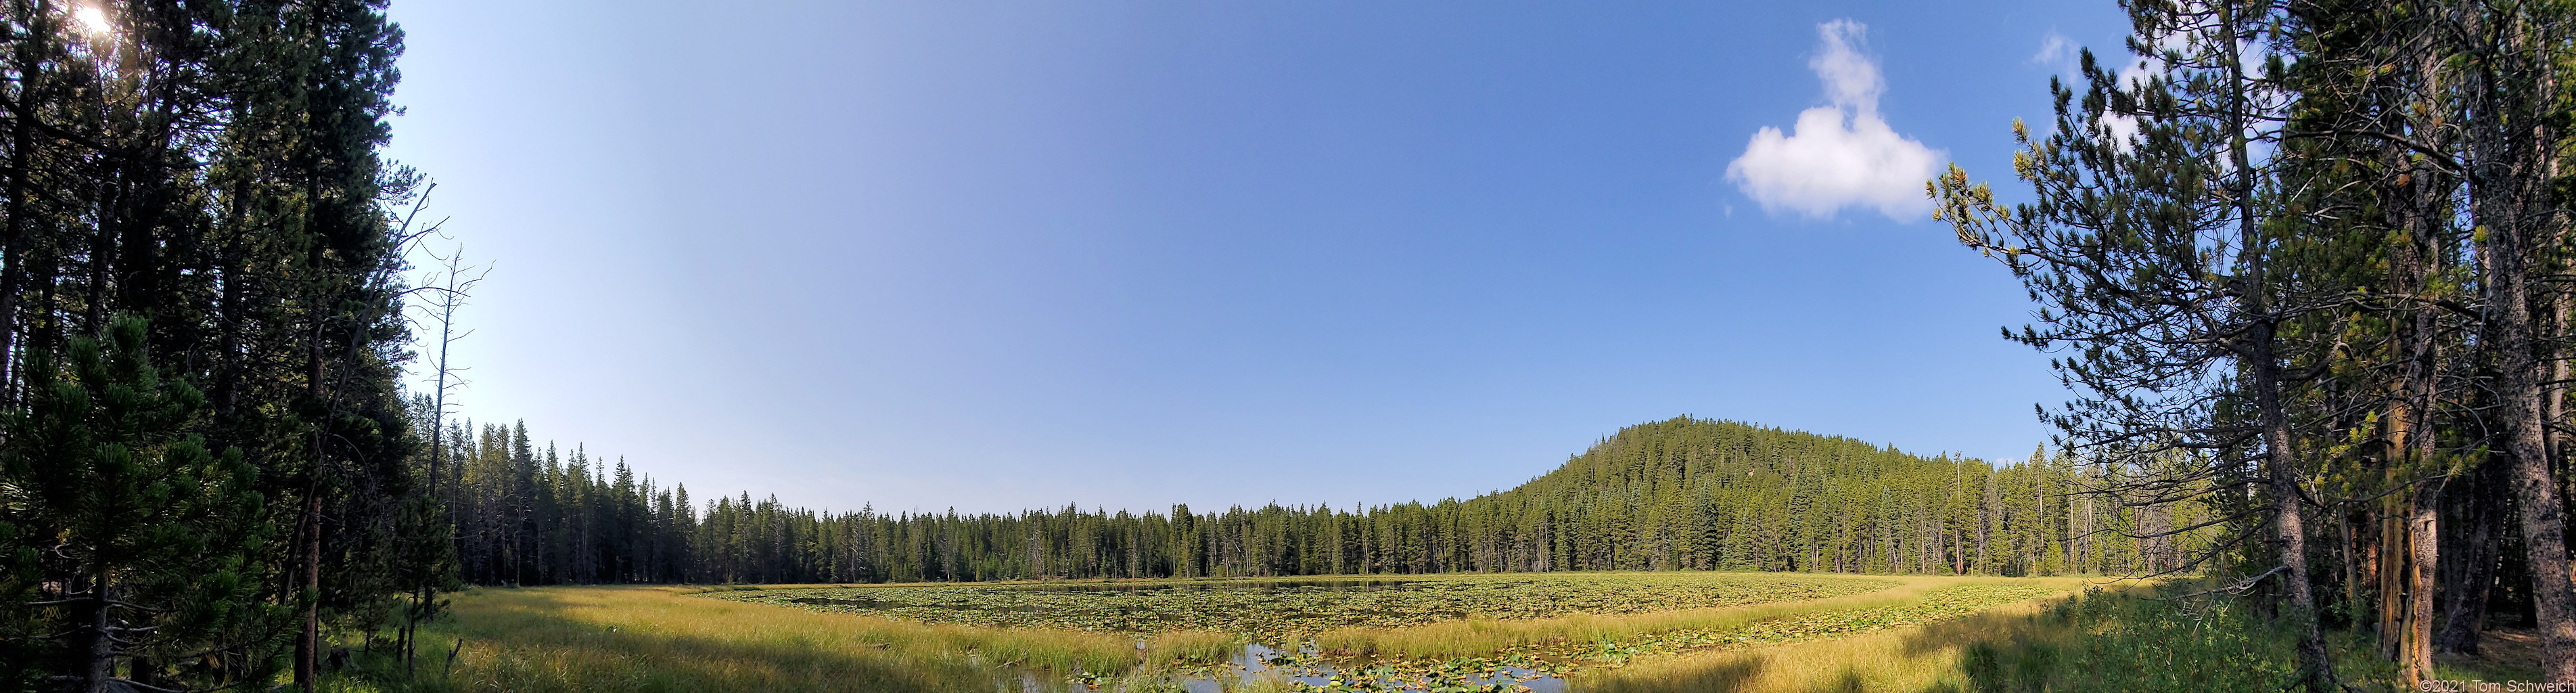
0 317 273 693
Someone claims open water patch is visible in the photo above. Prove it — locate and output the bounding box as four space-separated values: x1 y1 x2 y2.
1170 643 1566 693
1003 579 1432 594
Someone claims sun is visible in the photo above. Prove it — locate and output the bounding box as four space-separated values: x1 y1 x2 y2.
74 6 111 35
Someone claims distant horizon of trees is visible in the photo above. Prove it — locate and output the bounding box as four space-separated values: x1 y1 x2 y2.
430 416 2213 586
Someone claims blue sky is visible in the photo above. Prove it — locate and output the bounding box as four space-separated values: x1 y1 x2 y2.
381 1 2132 514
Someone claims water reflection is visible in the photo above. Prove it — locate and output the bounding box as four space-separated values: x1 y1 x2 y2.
1003 579 1435 594
1170 643 1567 693
785 596 1046 613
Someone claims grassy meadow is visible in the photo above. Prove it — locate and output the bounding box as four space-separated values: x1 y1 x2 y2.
334 583 1139 693
314 573 2076 692
1576 582 2553 693
704 573 1900 641
318 571 2553 692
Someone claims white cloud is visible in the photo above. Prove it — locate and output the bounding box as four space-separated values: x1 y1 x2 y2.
2119 58 2161 90
2031 31 2077 73
1808 20 1883 113
1726 20 1944 221
2098 112 2141 150
2120 30 2186 90
2100 36 2178 152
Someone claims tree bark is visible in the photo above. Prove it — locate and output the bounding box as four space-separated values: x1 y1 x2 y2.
2223 0 2330 684
2384 143 2447 684
2439 460 2501 654
2255 336 2333 692
2407 491 2439 686
68 575 110 693
0 35 37 403
2493 276 2573 681
2452 3 2576 680
294 487 321 691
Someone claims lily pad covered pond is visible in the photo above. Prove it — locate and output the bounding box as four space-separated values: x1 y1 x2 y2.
705 573 1900 640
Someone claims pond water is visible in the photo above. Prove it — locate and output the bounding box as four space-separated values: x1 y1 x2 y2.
1003 579 1431 594
783 596 1049 614
1170 643 1567 693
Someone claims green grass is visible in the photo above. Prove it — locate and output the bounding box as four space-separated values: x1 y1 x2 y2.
1302 576 2069 663
1280 576 2086 691
336 575 2431 693
1939 585 2548 693
709 572 1900 643
330 585 1139 693
1573 580 2552 693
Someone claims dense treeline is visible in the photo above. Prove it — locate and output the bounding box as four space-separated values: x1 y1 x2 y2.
0 1 436 692
433 417 2207 585
1933 0 2576 688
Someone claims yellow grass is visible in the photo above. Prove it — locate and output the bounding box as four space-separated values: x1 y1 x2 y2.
342 575 2104 693
1310 573 2090 663
373 585 1140 693
336 575 2552 693
1571 577 2454 693
1569 585 2079 693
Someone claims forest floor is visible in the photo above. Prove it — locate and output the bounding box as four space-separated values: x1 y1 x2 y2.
322 572 2537 693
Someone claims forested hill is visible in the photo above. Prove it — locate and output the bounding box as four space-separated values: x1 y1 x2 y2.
441 416 2209 585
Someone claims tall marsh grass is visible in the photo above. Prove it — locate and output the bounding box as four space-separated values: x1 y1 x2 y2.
1571 580 2545 692
324 575 2207 693
1565 584 2206 692
1309 575 2083 663
340 585 1143 693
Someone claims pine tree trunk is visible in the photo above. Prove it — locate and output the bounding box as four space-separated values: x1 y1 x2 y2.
2406 492 2439 686
296 489 323 691
2495 291 2574 680
70 573 111 693
2255 338 2333 692
2222 0 2330 681
2355 510 2378 647
2439 460 2501 654
2456 5 2576 679
0 85 28 404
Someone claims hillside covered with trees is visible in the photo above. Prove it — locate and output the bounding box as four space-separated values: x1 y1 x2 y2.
428 417 2203 585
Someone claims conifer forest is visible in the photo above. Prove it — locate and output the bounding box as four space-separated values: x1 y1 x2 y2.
431 418 2196 587
9 0 2576 691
